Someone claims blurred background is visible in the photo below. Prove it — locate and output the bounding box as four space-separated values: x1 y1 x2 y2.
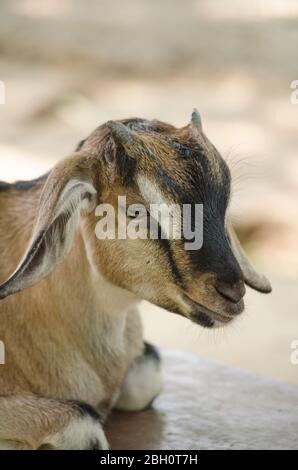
0 0 297 383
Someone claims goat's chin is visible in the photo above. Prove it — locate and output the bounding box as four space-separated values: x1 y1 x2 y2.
160 303 236 329
189 310 235 329
180 294 245 329
144 293 241 330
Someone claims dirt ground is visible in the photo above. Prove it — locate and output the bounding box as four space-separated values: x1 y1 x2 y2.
0 0 297 384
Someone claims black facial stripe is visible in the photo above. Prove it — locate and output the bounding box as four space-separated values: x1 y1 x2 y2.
155 220 184 287
152 138 231 215
129 205 183 287
149 215 180 283
116 146 137 186
155 167 230 208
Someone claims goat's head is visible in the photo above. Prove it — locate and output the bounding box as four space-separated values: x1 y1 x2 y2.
0 111 271 328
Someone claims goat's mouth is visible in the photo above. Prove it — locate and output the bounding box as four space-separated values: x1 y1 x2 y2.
182 294 245 329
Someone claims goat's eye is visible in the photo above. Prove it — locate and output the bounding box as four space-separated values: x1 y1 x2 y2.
127 213 138 219
127 205 148 220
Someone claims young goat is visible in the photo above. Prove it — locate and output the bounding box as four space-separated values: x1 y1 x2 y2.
0 111 271 450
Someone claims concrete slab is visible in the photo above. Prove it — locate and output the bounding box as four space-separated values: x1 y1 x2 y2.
106 350 298 450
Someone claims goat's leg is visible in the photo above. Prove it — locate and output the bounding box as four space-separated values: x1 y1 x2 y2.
0 395 109 450
115 342 163 412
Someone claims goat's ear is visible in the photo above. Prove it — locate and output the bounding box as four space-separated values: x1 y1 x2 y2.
0 153 97 300
227 223 272 293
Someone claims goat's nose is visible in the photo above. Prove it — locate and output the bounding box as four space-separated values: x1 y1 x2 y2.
216 279 246 304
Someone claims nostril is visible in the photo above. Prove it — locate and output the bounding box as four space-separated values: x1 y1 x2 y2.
216 280 246 304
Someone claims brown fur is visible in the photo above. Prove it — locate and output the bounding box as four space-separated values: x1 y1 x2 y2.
0 115 271 449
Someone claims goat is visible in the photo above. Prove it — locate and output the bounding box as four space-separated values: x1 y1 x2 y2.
0 111 271 450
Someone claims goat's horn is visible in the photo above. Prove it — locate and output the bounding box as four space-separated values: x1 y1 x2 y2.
107 121 134 146
191 108 202 131
227 223 272 294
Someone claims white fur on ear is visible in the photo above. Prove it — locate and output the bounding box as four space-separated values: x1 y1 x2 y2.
0 177 97 300
56 179 97 217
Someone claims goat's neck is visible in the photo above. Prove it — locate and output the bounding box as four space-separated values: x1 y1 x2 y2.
48 229 140 357
51 227 139 329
